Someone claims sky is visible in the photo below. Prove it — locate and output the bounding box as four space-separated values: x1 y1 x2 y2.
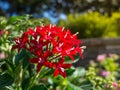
43 11 66 24
0 1 67 24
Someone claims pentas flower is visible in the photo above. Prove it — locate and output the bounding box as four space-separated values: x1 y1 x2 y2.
97 54 106 62
12 24 83 78
112 82 120 90
0 53 5 59
12 33 28 52
0 29 4 36
100 70 110 77
53 58 72 78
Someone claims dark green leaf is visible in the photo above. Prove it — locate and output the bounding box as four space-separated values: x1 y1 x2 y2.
5 59 15 72
1 63 8 71
22 78 30 90
29 84 47 90
0 73 14 89
66 67 75 76
44 69 54 76
13 49 31 68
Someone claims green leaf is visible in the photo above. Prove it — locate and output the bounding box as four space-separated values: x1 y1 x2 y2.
72 67 86 78
0 73 14 89
66 67 75 76
13 49 31 68
5 59 15 72
67 85 74 90
0 60 5 67
22 78 30 90
64 55 80 64
3 86 14 90
29 84 47 90
1 63 8 71
67 81 83 90
79 83 93 90
7 16 23 25
43 69 54 76
13 61 23 86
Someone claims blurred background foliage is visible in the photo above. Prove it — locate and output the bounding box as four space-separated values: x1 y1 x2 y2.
0 0 120 39
0 0 120 17
58 12 120 39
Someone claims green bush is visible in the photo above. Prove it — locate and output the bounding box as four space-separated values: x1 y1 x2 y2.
103 13 120 37
58 12 120 39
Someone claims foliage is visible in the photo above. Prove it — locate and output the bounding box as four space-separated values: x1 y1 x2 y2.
0 0 120 17
87 53 120 90
0 15 120 90
58 12 120 39
104 13 120 37
0 15 49 90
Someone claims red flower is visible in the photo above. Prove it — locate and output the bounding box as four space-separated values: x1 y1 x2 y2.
29 50 53 72
12 33 28 52
12 24 83 78
0 29 4 36
30 57 52 72
53 58 72 78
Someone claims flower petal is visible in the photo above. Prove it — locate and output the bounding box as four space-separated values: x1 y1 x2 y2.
54 68 59 77
11 45 19 50
29 58 38 63
59 68 66 78
62 63 72 68
26 28 35 35
37 63 43 72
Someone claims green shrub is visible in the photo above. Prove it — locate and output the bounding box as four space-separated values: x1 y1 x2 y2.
103 13 120 37
58 12 120 39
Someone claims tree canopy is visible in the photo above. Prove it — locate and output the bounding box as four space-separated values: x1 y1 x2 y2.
0 0 120 17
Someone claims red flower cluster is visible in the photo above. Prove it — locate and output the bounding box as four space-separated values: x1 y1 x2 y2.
12 25 83 78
